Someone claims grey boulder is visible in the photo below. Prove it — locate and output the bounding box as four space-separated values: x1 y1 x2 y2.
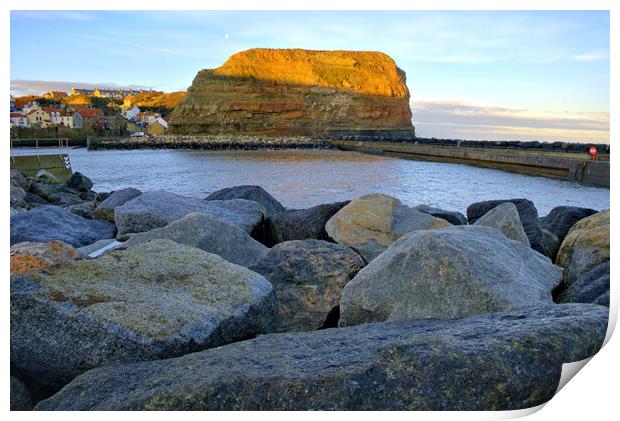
94 187 142 222
249 240 364 332
264 201 349 246
67 201 97 220
11 239 277 390
412 204 468 225
339 226 562 326
35 304 607 411
11 205 116 248
540 206 598 242
556 262 609 306
65 172 93 192
205 185 285 217
467 199 547 255
124 213 269 268
473 202 530 246
114 190 265 236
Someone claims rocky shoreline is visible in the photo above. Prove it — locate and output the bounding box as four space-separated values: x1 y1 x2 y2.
10 169 610 411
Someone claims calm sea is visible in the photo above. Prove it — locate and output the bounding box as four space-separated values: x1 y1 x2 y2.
48 148 610 215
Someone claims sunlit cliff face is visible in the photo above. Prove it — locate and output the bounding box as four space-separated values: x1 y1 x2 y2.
170 48 414 136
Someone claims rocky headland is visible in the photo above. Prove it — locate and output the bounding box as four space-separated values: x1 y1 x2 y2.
168 48 415 139
10 168 610 410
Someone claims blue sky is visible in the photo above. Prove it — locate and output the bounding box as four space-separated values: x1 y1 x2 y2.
10 10 610 142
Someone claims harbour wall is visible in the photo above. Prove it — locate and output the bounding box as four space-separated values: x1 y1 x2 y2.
330 140 610 188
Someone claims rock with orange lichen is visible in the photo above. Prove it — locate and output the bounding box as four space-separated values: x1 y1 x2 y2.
170 48 414 138
10 239 277 391
10 241 79 275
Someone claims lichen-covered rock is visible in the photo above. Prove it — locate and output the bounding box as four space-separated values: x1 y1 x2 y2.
65 172 93 192
124 213 269 268
29 181 60 200
34 304 607 411
249 240 364 332
11 239 277 390
556 262 609 306
11 375 33 411
47 191 84 207
473 202 530 246
11 206 116 247
94 187 142 222
205 185 284 217
467 199 547 255
114 190 265 236
264 201 349 246
339 226 562 326
67 201 97 220
169 48 414 138
540 206 598 242
10 241 80 275
412 204 468 225
325 193 450 262
556 210 609 285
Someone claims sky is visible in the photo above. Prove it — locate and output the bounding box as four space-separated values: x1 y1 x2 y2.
10 10 610 143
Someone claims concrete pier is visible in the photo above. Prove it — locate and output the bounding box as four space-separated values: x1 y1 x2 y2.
330 140 609 188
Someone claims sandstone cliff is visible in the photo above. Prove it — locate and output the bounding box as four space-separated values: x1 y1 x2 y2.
169 49 414 138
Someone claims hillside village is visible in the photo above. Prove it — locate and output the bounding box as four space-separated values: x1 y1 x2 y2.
10 88 186 138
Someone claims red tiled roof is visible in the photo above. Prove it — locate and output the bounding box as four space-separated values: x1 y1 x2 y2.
10 112 24 117
78 108 104 118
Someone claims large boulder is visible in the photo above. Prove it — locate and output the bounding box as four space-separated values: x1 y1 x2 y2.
29 181 60 201
325 194 451 263
473 202 529 246
65 171 93 192
35 304 607 411
249 240 364 332
205 185 285 217
11 206 116 248
264 201 349 246
10 375 33 411
339 226 562 327
67 201 97 220
10 185 27 207
11 169 30 190
11 239 277 390
556 262 609 306
124 213 269 268
10 241 80 275
412 204 468 225
540 206 598 242
467 199 547 255
47 191 84 207
94 187 142 222
114 190 265 236
556 210 609 285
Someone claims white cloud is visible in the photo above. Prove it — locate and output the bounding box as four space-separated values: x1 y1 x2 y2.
412 100 609 143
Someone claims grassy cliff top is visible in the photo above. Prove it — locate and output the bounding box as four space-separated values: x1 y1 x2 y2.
211 48 410 98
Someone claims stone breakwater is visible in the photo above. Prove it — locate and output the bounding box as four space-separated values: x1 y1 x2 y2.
10 169 610 411
87 135 332 151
